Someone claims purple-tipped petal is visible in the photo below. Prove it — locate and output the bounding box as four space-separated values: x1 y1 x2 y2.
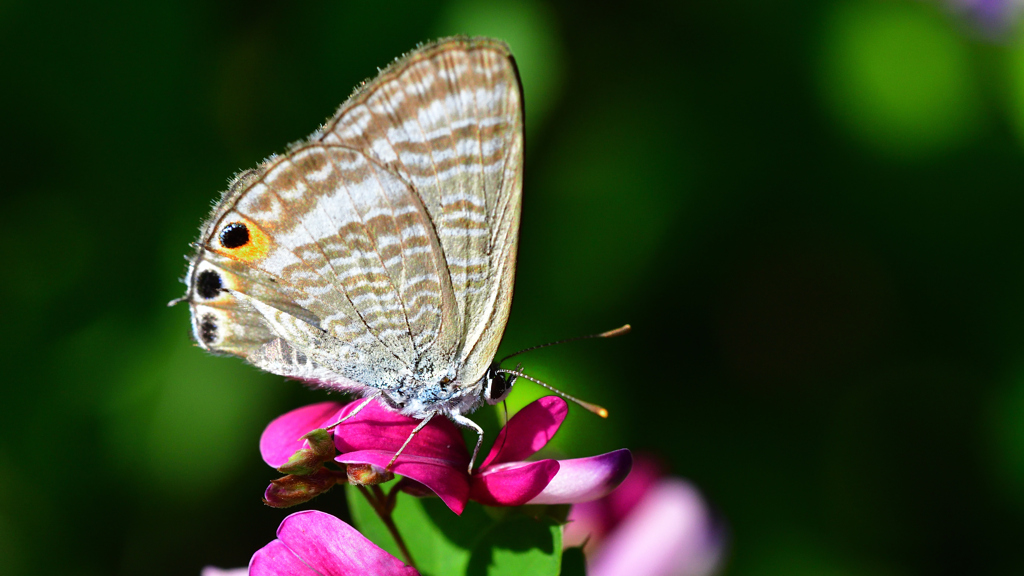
249 510 418 576
480 396 568 468
260 402 346 468
602 455 663 524
333 401 470 466
589 480 722 576
337 450 469 515
469 459 560 507
527 449 632 505
564 453 659 548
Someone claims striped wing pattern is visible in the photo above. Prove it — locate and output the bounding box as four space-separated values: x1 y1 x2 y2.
320 38 524 386
186 37 523 397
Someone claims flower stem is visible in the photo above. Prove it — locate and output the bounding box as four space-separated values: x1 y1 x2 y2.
357 484 416 570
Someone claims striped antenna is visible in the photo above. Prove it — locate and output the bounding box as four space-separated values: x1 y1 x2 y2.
498 324 631 364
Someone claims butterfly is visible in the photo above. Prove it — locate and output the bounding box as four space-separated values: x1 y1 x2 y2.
174 36 618 471
174 37 527 470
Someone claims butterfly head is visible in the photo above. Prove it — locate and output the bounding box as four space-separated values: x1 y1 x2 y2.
484 362 518 405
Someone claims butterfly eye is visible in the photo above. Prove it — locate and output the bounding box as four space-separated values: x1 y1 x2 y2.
220 223 250 248
195 270 223 299
485 367 513 404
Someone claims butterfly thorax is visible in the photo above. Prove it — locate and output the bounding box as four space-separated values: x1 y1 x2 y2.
377 369 486 420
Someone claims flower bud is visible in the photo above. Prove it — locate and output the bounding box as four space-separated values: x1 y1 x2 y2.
346 463 394 486
277 428 336 475
264 468 338 508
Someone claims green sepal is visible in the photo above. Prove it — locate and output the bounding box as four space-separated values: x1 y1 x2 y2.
277 428 335 475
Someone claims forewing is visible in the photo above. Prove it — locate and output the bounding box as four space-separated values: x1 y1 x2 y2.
320 37 525 385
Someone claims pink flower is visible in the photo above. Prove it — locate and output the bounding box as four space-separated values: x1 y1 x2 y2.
248 510 418 575
468 396 632 508
259 397 632 515
329 399 473 513
564 457 724 576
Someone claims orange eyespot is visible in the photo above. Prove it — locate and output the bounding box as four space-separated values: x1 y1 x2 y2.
218 218 271 263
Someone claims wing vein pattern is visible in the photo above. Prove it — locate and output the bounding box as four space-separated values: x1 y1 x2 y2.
185 37 524 401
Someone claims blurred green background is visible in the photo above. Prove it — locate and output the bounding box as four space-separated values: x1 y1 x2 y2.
3 0 1024 574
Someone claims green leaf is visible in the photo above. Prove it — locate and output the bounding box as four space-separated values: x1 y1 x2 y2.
466 515 561 576
346 484 563 576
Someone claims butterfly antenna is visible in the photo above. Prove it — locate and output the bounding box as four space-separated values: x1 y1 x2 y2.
498 324 631 364
494 369 609 418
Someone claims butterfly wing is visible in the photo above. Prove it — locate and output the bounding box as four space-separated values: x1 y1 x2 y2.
184 37 523 394
186 144 459 391
319 37 524 387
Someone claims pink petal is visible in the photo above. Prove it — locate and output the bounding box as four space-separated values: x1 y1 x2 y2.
249 540 316 575
333 401 470 466
480 396 568 469
468 459 560 507
337 450 469 515
527 449 632 505
260 402 346 468
589 480 722 576
249 510 418 576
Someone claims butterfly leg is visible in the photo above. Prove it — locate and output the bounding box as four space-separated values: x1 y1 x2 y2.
386 413 435 472
449 413 484 474
323 395 376 431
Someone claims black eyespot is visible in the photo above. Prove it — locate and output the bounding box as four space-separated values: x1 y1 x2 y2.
199 314 218 344
220 223 250 248
196 270 223 299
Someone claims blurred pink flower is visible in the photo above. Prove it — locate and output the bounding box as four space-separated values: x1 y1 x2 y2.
248 510 418 576
259 397 632 514
564 457 724 576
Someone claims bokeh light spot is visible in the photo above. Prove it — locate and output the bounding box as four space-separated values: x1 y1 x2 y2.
818 0 981 156
531 96 694 314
